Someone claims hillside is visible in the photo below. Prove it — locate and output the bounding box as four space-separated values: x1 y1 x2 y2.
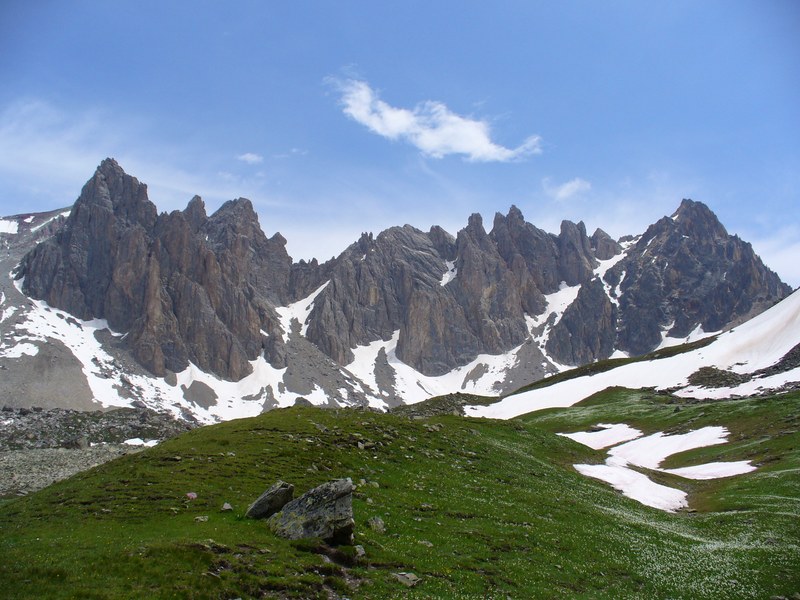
1 392 798 599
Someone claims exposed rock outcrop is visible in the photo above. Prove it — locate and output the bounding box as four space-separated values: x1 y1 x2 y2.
605 199 792 356
267 478 355 544
18 159 291 380
246 480 295 519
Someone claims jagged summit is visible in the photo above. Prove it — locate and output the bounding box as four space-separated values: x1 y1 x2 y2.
1 160 793 419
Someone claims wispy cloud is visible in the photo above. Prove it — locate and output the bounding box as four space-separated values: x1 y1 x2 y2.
543 177 592 201
330 78 541 162
236 152 263 164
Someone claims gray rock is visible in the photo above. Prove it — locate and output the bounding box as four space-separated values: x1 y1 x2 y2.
367 515 386 534
607 199 791 356
267 478 354 545
392 572 421 587
245 480 294 519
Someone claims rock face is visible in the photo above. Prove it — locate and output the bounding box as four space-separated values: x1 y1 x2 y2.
267 478 355 544
604 199 791 357
12 160 793 401
17 159 313 380
245 480 294 519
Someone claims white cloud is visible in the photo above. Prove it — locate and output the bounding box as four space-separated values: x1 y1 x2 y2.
543 177 592 201
332 78 541 162
236 152 263 164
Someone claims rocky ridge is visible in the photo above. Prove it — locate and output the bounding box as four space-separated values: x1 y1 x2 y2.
1 159 793 418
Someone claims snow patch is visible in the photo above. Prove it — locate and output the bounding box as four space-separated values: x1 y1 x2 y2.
346 330 527 405
528 281 581 331
30 210 71 233
123 438 159 447
0 342 39 358
440 261 457 286
275 281 329 341
568 424 756 511
466 289 800 420
558 423 642 450
575 463 687 512
0 219 19 235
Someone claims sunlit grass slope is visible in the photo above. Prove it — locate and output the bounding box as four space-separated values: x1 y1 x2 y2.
1 396 797 599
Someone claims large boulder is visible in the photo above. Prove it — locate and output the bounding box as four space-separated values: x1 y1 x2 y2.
267 478 355 545
245 480 294 519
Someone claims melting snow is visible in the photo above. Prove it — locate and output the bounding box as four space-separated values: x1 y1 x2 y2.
466 289 800 420
440 261 457 286
346 330 525 404
123 438 159 447
0 342 39 358
275 281 329 341
575 463 687 512
528 281 581 331
566 424 756 511
30 210 71 233
558 423 643 450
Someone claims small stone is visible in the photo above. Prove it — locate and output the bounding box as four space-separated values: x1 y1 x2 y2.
195 515 209 523
221 502 233 512
418 540 433 547
392 572 421 587
355 544 366 558
367 516 386 534
186 492 198 500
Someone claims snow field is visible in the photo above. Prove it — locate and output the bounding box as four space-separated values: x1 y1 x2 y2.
0 219 19 235
466 289 800 420
564 424 756 511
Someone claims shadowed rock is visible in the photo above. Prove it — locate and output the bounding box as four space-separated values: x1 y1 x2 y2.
245 480 294 519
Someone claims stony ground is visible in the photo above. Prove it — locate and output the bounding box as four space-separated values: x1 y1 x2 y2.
0 406 195 497
0 445 136 497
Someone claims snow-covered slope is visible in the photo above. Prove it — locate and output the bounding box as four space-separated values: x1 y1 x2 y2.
466 289 800 420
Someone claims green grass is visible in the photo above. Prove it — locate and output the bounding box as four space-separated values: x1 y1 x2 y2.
1 394 798 599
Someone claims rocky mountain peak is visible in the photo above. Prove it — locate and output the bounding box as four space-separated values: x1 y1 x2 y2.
667 198 729 239
506 204 525 224
590 228 621 260
79 157 156 230
466 212 485 235
427 225 456 260
8 160 793 413
557 220 596 286
183 195 207 231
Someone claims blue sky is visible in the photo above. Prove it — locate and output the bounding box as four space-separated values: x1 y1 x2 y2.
1 1 798 285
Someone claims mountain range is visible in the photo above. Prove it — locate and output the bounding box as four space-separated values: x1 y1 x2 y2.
0 158 793 422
